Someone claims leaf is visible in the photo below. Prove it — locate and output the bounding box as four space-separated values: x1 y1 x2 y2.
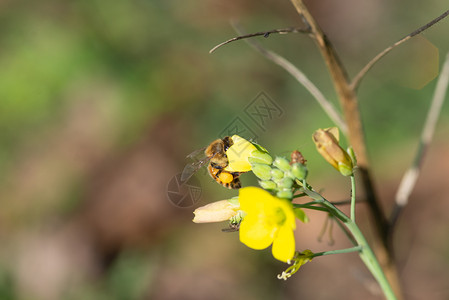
293 207 309 223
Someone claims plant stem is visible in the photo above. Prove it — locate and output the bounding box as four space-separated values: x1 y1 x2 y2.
350 175 356 222
313 245 362 258
303 187 397 300
321 201 397 299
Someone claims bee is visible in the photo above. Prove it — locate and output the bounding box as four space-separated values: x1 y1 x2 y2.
181 136 243 189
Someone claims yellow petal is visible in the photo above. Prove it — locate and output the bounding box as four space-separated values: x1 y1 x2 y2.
239 187 276 213
239 215 274 250
238 187 297 261
272 225 296 262
224 135 257 172
277 198 297 230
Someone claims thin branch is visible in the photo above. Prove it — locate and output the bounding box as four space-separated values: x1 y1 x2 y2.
209 27 310 54
390 51 449 227
231 25 348 133
351 10 449 90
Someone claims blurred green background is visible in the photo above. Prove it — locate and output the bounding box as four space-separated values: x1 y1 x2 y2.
0 0 448 299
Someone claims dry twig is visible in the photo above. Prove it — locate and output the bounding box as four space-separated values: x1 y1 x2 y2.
209 27 310 54
390 51 449 227
351 10 449 90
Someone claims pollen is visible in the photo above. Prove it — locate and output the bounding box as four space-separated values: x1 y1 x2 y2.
219 172 234 184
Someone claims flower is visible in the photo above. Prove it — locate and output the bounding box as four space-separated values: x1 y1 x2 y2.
312 127 354 176
193 199 240 223
238 187 296 262
225 135 272 172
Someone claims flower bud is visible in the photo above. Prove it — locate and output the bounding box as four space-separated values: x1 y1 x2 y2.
248 150 273 165
291 163 308 180
277 177 294 189
251 163 273 180
312 127 354 176
276 189 293 199
193 199 240 223
259 180 277 190
273 157 291 172
271 168 284 180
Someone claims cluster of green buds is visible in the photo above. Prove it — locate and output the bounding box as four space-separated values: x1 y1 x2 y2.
249 149 308 200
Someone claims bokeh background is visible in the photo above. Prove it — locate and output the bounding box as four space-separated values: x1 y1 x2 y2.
1 0 448 299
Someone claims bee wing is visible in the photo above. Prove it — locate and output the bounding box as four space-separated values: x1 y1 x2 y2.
180 157 211 183
185 146 207 159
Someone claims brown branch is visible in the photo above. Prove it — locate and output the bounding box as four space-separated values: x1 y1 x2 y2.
288 0 387 237
351 10 449 90
288 0 402 298
209 26 310 54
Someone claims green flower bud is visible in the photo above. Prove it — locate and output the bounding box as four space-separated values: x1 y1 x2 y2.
291 163 308 180
277 177 294 189
259 180 277 190
273 157 292 172
248 150 273 165
284 170 296 180
271 168 284 180
251 163 272 180
276 189 293 199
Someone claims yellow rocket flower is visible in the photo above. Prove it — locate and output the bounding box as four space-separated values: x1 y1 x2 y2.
238 187 296 262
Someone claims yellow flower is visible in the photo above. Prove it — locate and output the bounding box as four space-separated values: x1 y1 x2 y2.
193 199 239 223
224 135 272 172
312 127 354 176
238 187 296 262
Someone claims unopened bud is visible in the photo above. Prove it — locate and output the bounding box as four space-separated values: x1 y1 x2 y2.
259 180 277 190
291 163 308 180
271 168 284 180
193 199 239 223
248 150 273 165
277 177 294 189
251 163 273 181
312 127 353 176
276 189 293 199
273 157 291 172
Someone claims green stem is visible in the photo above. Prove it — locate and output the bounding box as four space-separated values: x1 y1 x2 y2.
293 203 329 212
303 185 397 300
313 245 362 257
350 174 356 221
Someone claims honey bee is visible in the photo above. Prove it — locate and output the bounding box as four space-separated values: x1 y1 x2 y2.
181 136 243 189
